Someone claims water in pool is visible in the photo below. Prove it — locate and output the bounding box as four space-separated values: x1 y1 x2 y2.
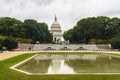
17 54 120 74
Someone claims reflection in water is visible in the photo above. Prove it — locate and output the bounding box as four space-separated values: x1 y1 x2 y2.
49 60 61 74
48 60 75 74
18 54 120 74
18 59 51 73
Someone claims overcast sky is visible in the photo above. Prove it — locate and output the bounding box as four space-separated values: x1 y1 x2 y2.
0 0 120 32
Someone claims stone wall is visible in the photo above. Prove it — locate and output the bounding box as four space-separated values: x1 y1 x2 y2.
15 43 114 51
32 44 111 51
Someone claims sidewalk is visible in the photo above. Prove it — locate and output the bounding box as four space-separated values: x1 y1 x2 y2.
0 51 25 61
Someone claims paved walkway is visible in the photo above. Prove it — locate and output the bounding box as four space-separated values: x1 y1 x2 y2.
0 51 120 61
0 51 24 61
0 51 39 61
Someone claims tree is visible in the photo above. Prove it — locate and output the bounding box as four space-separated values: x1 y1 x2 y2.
106 17 120 39
0 17 53 44
23 19 52 43
0 17 24 37
1 37 18 50
64 16 120 44
63 29 75 43
16 38 32 43
110 37 120 49
38 23 53 43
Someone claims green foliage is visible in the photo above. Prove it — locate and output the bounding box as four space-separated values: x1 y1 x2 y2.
1 37 18 50
0 45 2 50
0 17 53 43
89 39 96 44
0 36 7 43
96 39 107 44
16 38 32 43
64 16 120 44
0 36 18 50
89 39 107 44
0 36 7 50
110 37 120 49
0 17 24 37
115 33 120 37
23 19 52 43
63 29 75 42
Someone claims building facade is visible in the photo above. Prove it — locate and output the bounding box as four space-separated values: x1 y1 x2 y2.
50 15 63 43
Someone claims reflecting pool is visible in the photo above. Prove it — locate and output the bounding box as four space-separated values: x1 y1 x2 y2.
16 54 120 74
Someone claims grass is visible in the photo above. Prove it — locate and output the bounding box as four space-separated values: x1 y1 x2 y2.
0 52 120 80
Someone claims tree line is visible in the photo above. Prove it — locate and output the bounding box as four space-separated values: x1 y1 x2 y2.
63 16 120 49
0 17 53 50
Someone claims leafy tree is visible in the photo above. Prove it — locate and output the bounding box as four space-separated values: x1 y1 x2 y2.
23 19 38 42
115 33 120 37
1 37 18 50
0 17 52 44
0 17 24 37
16 38 32 43
23 19 52 43
64 16 120 44
110 37 120 49
63 29 75 42
38 23 53 43
106 18 120 39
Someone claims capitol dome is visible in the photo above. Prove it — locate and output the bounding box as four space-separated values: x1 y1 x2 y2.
50 15 63 43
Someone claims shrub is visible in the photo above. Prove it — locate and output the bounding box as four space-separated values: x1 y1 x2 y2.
96 39 107 44
89 38 107 44
1 37 18 50
16 38 32 43
110 37 120 49
89 39 96 44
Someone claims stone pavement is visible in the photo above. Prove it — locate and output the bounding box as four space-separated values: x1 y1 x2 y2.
0 51 39 61
0 51 24 61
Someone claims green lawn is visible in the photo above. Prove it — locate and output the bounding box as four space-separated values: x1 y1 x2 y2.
0 52 120 80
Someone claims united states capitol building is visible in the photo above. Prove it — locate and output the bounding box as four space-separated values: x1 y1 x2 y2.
16 16 113 51
50 15 64 43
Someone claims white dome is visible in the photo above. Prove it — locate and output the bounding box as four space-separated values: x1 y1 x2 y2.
50 15 64 42
52 21 60 25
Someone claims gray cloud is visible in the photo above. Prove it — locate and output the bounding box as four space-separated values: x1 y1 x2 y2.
31 0 54 6
0 0 120 32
